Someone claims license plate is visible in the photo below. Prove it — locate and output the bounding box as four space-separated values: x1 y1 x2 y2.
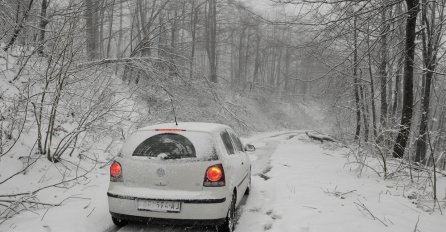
137 200 181 212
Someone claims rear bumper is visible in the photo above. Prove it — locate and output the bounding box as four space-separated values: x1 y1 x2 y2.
107 192 226 203
108 192 230 221
110 212 226 225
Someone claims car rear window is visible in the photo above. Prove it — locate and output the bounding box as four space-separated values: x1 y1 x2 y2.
220 131 235 155
230 133 244 152
132 132 217 161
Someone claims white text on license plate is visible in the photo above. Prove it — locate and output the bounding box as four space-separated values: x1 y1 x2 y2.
137 200 181 212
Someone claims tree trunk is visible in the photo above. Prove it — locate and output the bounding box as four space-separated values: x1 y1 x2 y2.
269 48 276 88
244 30 251 89
106 0 115 58
415 0 441 164
207 0 217 83
115 0 123 74
275 45 283 92
379 4 388 128
3 0 35 51
99 2 105 58
415 67 433 163
367 22 378 139
253 32 261 87
392 0 420 159
353 14 361 141
284 45 291 95
37 0 48 56
85 0 99 59
359 70 369 142
392 6 405 120
237 28 246 85
189 0 198 79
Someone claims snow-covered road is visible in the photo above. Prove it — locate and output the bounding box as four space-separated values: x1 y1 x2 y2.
104 132 294 232
109 130 446 232
2 131 445 232
237 132 446 232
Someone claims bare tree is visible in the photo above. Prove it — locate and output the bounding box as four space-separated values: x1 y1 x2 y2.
206 0 218 83
379 1 389 128
85 0 99 59
3 0 34 51
392 0 420 159
415 0 445 163
37 0 49 55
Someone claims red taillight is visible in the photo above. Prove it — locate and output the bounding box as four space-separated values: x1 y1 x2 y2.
207 167 223 181
110 161 122 178
204 164 225 187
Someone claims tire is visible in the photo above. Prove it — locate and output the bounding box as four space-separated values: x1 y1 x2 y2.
245 172 251 195
112 216 127 227
217 193 236 232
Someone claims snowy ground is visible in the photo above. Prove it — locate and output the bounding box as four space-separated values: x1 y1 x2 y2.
1 131 445 232
238 132 446 232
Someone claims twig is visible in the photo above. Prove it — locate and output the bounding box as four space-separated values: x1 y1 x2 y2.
302 205 317 210
41 208 50 221
413 216 420 232
0 199 59 207
0 141 39 185
323 187 356 199
354 200 388 227
87 207 95 218
340 190 357 196
0 163 94 198
346 161 382 177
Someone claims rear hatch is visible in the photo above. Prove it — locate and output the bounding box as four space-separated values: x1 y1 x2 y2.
120 129 219 191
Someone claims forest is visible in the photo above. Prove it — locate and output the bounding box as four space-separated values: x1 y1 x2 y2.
0 0 446 229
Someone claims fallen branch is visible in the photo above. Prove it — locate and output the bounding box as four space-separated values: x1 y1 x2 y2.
0 195 91 224
0 163 94 198
76 57 165 69
0 199 59 207
305 131 335 143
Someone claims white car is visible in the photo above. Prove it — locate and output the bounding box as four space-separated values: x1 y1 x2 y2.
107 122 254 232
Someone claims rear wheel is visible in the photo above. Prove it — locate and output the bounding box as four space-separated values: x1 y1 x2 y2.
217 193 236 232
245 172 251 195
111 216 127 227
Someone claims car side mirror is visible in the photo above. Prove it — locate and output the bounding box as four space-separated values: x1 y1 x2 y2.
244 144 256 152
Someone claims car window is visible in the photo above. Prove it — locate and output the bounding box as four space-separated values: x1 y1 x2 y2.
229 133 243 152
132 132 217 160
220 131 235 155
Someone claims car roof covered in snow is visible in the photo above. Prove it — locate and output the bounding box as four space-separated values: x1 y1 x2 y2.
137 122 231 133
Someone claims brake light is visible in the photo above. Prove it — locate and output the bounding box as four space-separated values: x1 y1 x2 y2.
110 161 122 181
207 167 222 181
155 128 185 132
204 164 225 187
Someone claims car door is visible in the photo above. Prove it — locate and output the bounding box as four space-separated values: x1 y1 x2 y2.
219 130 244 196
228 131 250 194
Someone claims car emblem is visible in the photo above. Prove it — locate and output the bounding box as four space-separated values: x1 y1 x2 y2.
156 168 165 177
